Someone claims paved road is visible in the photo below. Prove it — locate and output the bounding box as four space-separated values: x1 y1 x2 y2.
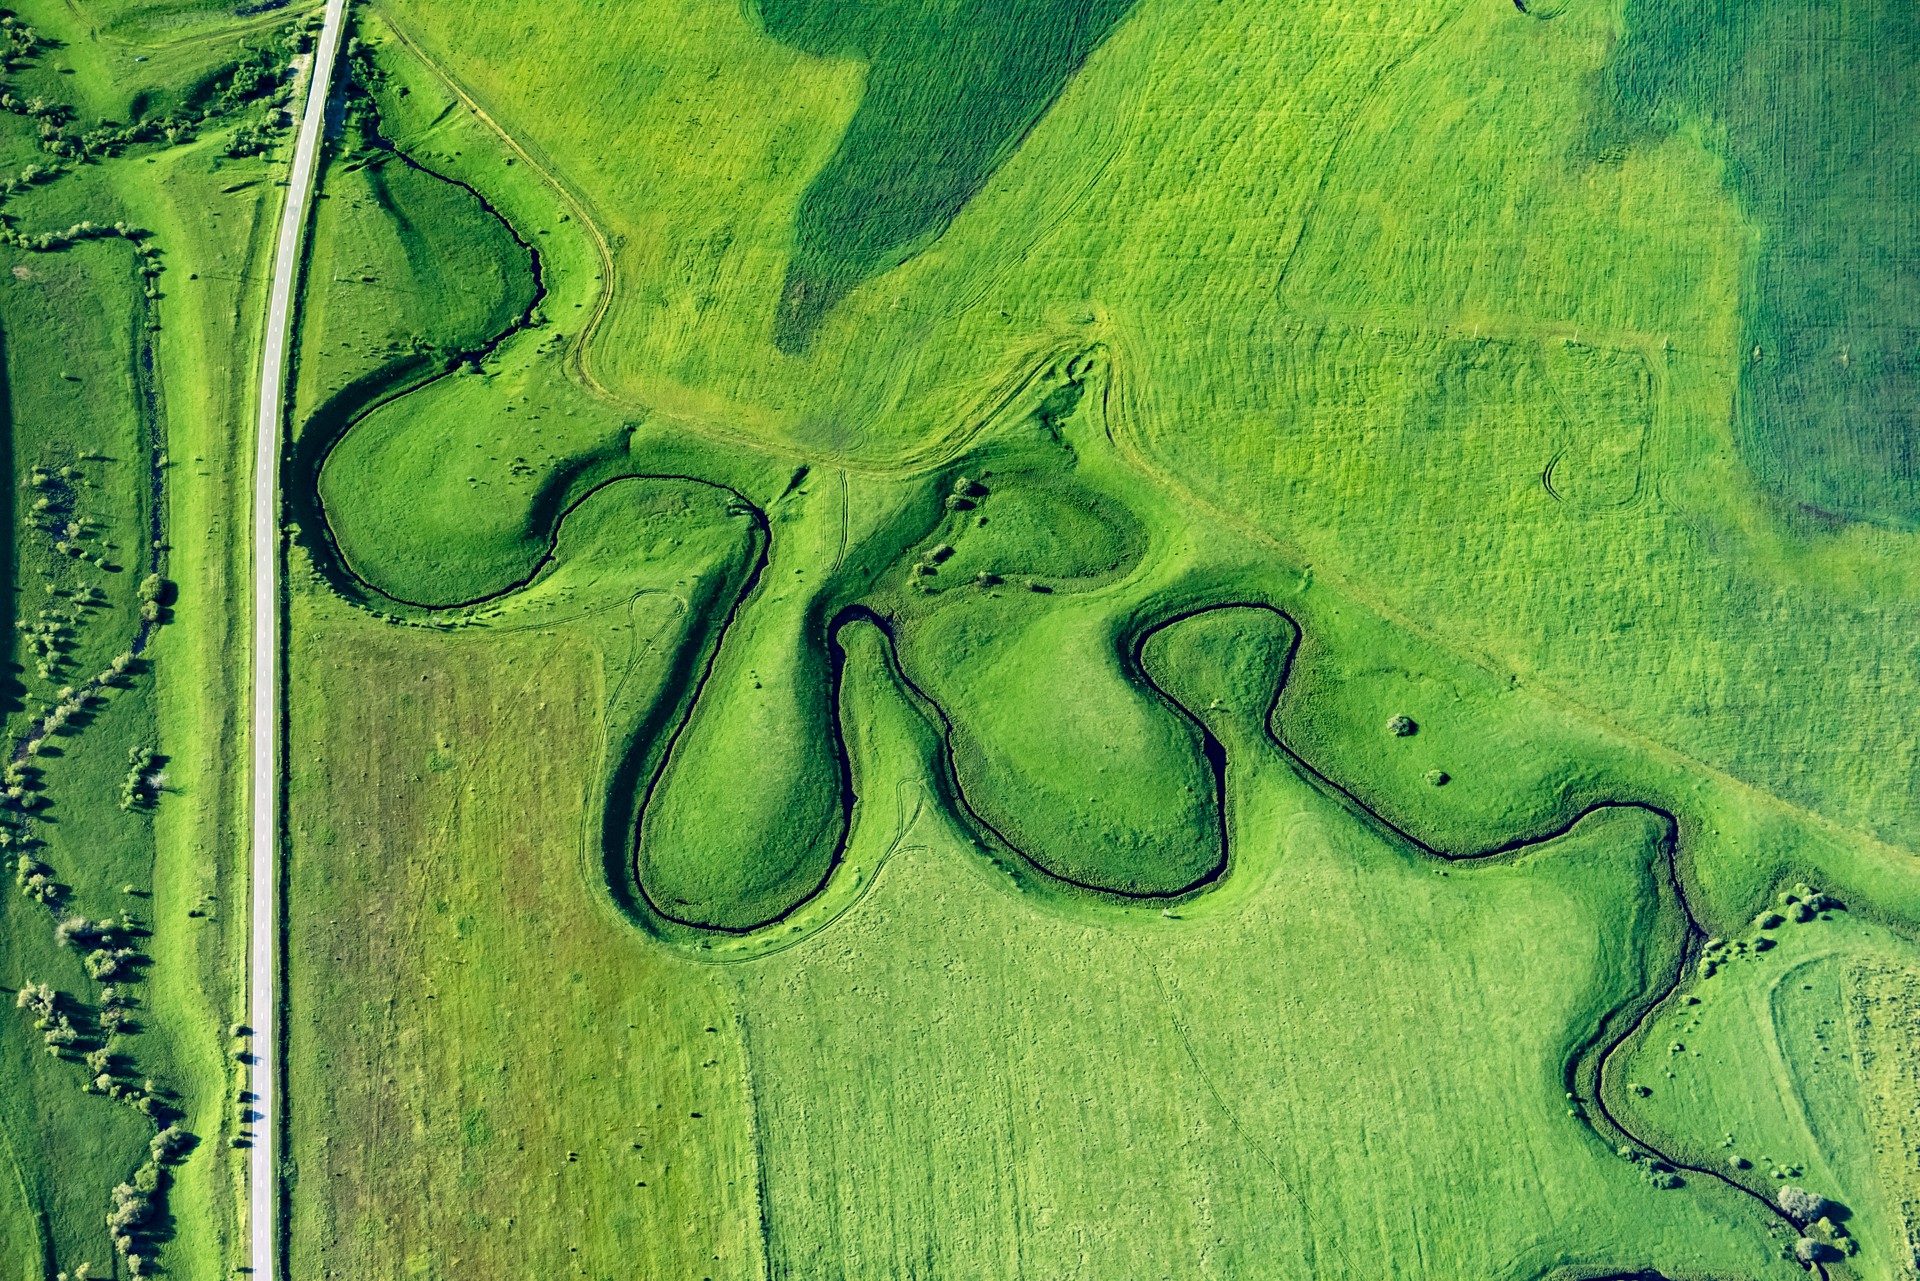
252 1 349 1276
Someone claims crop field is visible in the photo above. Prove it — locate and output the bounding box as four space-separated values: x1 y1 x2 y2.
262 1 1920 1278
0 0 1896 1276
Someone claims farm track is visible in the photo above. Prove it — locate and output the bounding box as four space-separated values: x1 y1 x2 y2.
374 16 623 406
282 47 1819 1281
253 1 349 1278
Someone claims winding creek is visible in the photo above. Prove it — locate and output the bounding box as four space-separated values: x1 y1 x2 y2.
290 91 1820 1281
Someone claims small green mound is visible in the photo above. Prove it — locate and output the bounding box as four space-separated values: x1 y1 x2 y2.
898 594 1220 896
912 469 1144 591
628 566 845 933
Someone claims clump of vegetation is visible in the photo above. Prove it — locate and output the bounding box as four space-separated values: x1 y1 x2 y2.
1775 1184 1827 1222
15 979 80 1055
136 573 167 623
120 746 159 810
0 12 42 71
1776 883 1841 922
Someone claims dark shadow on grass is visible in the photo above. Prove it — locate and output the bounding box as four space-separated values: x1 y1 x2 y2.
758 0 1139 350
1586 0 1920 525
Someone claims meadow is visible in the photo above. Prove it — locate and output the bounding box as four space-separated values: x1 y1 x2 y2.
281 2 1920 1279
0 0 312 1273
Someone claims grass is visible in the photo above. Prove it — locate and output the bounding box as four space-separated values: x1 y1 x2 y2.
757 0 1139 348
0 0 312 1273
278 1 1920 1279
1615 904 1920 1277
0 233 180 1278
284 572 761 1280
364 0 1920 863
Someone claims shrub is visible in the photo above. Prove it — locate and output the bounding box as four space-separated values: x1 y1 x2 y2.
1794 1237 1834 1264
1777 1185 1826 1221
149 1124 188 1164
85 947 134 981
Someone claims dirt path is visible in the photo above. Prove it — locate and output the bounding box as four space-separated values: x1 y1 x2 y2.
251 1 349 1276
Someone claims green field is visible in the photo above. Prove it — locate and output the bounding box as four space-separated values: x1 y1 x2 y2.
268 1 1920 1276
0 0 311 1274
0 0 1879 1275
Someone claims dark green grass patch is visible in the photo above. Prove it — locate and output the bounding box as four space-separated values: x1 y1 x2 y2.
1593 0 1920 524
760 0 1137 348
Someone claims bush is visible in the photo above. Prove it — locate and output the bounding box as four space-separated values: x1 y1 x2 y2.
1794 1237 1835 1264
150 1125 188 1164
1777 1185 1827 1221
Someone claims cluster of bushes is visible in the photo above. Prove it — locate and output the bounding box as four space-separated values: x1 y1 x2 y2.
212 21 324 159
137 572 166 624
0 218 151 258
16 611 71 679
0 11 315 216
3 761 42 813
15 979 80 1054
0 13 41 71
1772 883 1841 924
15 878 185 1274
54 913 141 982
13 850 61 906
1775 1186 1856 1261
105 1128 186 1279
944 473 986 512
1 696 182 1277
1704 883 1848 979
0 88 198 164
907 541 954 588
120 746 158 810
1614 1143 1682 1189
1694 931 1769 979
224 115 288 159
38 689 94 736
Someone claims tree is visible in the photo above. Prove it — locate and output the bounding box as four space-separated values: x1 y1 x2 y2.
1777 1185 1827 1221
